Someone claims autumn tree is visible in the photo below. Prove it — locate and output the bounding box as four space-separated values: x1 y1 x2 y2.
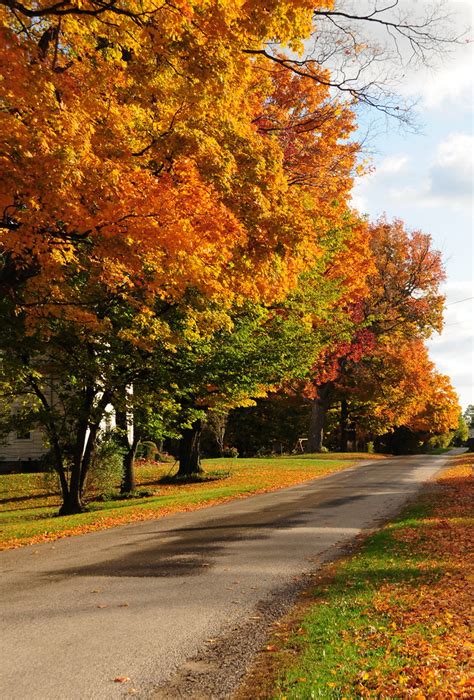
0 284 174 512
332 337 459 451
303 218 446 452
1 0 366 501
160 287 336 476
1 0 463 310
0 1 465 505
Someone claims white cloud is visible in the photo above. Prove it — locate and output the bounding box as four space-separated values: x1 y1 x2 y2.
430 132 474 201
428 281 474 409
376 154 410 176
351 153 410 212
350 189 369 212
408 50 474 111
389 132 473 208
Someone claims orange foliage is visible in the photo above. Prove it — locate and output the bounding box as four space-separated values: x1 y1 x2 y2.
347 336 460 435
366 218 445 337
302 218 447 413
0 0 357 334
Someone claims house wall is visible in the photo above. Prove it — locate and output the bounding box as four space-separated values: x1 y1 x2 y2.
0 389 126 472
0 428 47 462
1 392 48 470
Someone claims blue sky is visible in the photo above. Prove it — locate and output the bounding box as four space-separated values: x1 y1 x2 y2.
351 1 473 410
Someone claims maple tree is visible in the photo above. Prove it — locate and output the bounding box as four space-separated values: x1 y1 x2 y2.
0 0 465 509
0 0 362 317
302 218 446 452
1 0 362 510
329 336 460 452
0 289 155 512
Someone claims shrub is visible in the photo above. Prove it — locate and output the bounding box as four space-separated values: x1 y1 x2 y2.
136 440 159 460
223 446 239 458
87 436 125 496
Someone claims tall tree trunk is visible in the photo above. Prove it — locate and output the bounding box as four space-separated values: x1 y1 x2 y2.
340 399 349 452
59 467 84 515
26 369 69 507
63 443 87 514
61 387 111 515
52 440 69 505
306 383 332 453
121 435 140 494
178 419 203 476
62 387 95 514
116 386 137 494
79 420 101 495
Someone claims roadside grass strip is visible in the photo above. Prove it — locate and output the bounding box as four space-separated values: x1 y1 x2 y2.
0 454 382 550
253 453 473 699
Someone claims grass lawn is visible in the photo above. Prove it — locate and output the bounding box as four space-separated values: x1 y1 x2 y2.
0 452 383 551
239 452 473 699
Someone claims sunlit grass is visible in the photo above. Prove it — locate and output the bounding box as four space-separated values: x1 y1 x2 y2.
268 454 473 699
0 454 369 549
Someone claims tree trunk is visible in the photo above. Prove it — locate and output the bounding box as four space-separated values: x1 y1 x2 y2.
306 383 332 453
121 435 140 494
25 370 70 509
61 387 109 515
178 419 203 476
47 429 69 503
58 487 84 515
65 386 95 513
79 421 100 495
340 399 349 452
116 391 138 494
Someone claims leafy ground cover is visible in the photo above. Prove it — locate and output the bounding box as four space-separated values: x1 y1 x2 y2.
237 452 473 699
0 453 383 551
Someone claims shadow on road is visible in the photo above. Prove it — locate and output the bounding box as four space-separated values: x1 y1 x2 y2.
45 478 411 579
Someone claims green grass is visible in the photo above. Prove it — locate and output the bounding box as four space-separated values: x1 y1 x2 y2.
0 454 373 548
268 484 463 700
273 520 434 699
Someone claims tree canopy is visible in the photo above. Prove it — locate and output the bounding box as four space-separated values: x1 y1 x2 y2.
0 0 464 512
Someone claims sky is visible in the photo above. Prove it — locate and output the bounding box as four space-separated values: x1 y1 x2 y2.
349 0 474 411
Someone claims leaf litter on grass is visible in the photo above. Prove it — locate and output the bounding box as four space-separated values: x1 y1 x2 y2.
0 455 366 550
266 453 474 699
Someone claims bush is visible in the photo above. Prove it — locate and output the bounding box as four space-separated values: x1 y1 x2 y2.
159 469 230 485
425 433 453 452
87 437 125 496
367 441 375 454
223 446 239 458
136 440 159 460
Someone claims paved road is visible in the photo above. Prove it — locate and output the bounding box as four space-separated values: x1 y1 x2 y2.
0 454 455 699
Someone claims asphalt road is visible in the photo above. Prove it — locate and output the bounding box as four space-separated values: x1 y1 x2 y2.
0 453 455 699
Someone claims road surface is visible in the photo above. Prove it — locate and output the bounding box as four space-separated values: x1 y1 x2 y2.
0 453 454 699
